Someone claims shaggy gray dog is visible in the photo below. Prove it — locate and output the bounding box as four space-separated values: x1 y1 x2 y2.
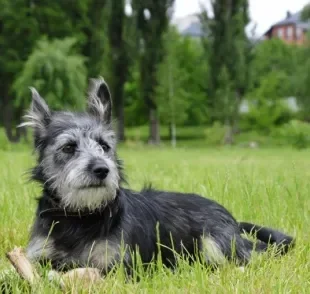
23 77 294 274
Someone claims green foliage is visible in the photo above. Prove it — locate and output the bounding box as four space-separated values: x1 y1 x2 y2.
301 3 310 20
213 66 234 121
251 39 298 95
14 38 87 111
204 0 250 117
242 99 293 133
2 0 310 145
124 64 148 126
0 128 30 151
175 37 208 125
0 0 38 76
156 29 197 126
204 122 226 145
132 0 175 143
292 45 310 119
273 120 310 149
243 38 300 133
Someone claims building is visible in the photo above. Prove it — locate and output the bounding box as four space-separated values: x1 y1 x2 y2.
172 14 202 37
263 11 310 45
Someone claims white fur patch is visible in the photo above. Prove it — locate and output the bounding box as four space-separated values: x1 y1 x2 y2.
201 236 226 265
81 240 121 270
60 187 116 211
26 236 55 261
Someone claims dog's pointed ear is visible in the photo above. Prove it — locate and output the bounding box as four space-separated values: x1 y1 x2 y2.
19 87 51 140
87 77 112 124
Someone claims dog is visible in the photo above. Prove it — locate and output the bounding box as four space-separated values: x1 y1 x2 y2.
22 77 294 275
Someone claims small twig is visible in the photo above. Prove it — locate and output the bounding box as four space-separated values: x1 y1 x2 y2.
6 247 39 284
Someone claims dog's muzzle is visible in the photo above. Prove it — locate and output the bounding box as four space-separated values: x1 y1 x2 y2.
89 160 109 180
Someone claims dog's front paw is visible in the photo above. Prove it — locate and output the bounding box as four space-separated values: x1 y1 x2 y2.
49 268 102 292
47 270 61 282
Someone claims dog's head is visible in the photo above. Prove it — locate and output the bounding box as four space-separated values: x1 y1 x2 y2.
22 77 122 210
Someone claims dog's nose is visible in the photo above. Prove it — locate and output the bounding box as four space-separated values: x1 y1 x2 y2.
92 164 109 180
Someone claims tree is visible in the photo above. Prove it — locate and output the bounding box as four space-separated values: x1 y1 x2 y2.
0 0 107 142
202 0 251 144
14 38 87 112
156 27 208 146
81 0 107 77
292 45 310 120
251 39 297 88
105 0 133 141
0 0 40 141
245 71 294 132
132 0 175 144
156 28 188 147
301 4 310 21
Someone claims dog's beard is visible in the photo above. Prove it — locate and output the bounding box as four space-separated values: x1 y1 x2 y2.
47 156 120 210
60 185 117 211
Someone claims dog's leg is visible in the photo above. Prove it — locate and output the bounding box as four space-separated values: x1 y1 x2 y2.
201 231 255 267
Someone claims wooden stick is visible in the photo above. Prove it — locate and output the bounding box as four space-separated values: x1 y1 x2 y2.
6 247 40 284
6 247 102 292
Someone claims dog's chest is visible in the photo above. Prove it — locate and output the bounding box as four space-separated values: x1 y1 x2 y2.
27 234 121 270
27 219 122 270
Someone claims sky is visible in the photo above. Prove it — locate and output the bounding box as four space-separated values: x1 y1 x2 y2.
174 0 310 36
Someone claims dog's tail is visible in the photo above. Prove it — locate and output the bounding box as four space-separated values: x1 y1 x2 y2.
239 222 295 255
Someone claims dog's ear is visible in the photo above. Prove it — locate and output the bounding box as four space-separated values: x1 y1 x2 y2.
87 77 112 124
19 87 51 141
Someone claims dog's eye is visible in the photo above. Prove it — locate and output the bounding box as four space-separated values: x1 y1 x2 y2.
62 143 76 154
98 140 110 152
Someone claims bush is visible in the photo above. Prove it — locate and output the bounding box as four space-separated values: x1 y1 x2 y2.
0 128 31 151
0 130 11 151
240 99 294 133
204 122 226 146
272 120 310 149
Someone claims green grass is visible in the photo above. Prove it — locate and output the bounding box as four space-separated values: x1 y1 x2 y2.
0 146 310 293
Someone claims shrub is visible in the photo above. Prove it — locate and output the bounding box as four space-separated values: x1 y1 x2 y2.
272 120 310 149
204 122 226 146
241 99 294 133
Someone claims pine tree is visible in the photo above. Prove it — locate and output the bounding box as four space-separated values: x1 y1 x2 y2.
132 0 175 144
105 0 134 141
202 0 250 144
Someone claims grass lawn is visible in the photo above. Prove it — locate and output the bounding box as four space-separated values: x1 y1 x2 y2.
0 146 309 293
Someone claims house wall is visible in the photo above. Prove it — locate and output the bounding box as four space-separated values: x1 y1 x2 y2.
265 24 307 45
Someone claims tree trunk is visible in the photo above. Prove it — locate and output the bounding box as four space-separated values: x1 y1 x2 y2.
3 93 21 143
148 109 160 144
223 118 234 145
224 90 242 145
108 0 129 142
169 122 176 148
2 89 28 143
3 102 21 143
233 90 241 135
113 59 127 142
115 98 125 142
